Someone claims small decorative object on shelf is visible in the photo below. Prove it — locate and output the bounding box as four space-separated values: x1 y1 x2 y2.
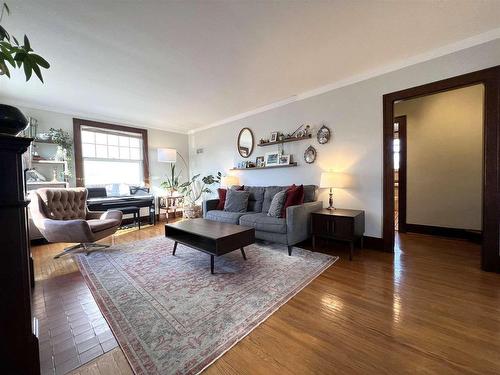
270 132 279 143
279 154 291 165
265 151 279 166
259 138 269 145
294 124 311 138
255 156 264 167
304 145 317 164
317 124 331 144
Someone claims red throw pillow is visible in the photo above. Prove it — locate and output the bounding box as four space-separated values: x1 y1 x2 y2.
216 188 227 210
281 184 304 217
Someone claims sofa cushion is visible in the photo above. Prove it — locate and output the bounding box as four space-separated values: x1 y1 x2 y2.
244 186 265 212
262 186 288 213
87 218 120 233
303 185 317 203
239 213 287 234
205 210 249 225
282 184 304 217
216 188 227 210
224 189 250 213
268 190 287 217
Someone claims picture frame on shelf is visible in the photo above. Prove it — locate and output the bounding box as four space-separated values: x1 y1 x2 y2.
265 152 279 166
279 154 291 165
256 156 264 167
270 132 279 143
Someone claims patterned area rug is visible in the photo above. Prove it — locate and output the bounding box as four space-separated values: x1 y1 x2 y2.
75 236 337 375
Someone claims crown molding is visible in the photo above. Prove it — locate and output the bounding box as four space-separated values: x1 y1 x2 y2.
0 98 190 135
189 27 500 135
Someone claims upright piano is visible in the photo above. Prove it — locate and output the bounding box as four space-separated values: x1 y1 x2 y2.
86 186 156 225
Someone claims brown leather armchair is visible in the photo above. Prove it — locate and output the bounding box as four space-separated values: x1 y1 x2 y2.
30 188 123 258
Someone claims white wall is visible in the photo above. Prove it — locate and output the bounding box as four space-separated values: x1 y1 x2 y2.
10 106 190 195
189 39 500 238
394 85 483 230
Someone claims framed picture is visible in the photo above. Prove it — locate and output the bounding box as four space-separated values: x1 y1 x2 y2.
270 132 279 143
265 152 279 166
256 156 264 168
279 154 290 165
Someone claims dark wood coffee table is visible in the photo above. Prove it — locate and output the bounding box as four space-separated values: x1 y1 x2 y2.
164 218 255 274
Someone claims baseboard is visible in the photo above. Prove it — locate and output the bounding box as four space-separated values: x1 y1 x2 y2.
363 236 385 251
405 223 482 243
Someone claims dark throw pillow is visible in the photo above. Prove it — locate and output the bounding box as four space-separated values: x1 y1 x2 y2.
216 188 227 210
281 184 305 217
267 190 287 218
224 189 250 213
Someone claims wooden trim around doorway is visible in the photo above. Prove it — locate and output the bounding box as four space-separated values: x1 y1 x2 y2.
383 66 500 272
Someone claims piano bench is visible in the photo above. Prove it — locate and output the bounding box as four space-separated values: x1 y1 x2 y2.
115 206 141 229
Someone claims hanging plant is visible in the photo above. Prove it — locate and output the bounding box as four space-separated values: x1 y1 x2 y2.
0 3 50 82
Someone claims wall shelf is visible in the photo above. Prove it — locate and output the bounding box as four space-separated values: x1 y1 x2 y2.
33 139 57 145
257 134 311 147
230 162 298 171
32 160 67 164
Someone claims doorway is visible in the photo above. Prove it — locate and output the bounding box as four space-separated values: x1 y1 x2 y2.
393 116 406 233
383 66 500 272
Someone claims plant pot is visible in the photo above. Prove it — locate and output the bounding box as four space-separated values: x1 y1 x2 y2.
0 104 29 135
183 204 202 219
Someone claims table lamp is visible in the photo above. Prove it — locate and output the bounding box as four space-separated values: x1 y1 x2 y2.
221 175 240 188
320 172 350 210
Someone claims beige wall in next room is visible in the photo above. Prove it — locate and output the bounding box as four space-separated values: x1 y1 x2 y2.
394 84 484 231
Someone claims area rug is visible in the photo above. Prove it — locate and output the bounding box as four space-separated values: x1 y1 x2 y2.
75 236 337 374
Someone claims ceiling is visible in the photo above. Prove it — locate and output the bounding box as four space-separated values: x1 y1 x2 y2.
1 1 500 133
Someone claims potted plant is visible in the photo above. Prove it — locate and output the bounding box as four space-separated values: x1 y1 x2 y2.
0 3 50 135
180 173 221 218
48 128 72 177
160 164 182 196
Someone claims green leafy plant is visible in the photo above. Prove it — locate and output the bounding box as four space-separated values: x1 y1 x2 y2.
160 164 182 196
180 172 221 205
0 2 50 82
48 128 72 152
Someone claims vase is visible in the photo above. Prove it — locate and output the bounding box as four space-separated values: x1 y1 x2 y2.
0 104 29 135
183 204 202 219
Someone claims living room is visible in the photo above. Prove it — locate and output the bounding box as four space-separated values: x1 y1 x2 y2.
2 1 500 374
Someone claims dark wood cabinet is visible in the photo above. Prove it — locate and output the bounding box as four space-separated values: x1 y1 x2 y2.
312 208 365 260
0 135 40 374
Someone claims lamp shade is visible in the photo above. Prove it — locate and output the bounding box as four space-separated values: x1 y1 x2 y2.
320 172 350 189
221 175 240 188
157 148 177 163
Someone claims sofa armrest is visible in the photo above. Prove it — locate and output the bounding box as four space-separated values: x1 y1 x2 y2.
286 201 323 245
86 209 123 223
203 199 220 218
86 210 106 220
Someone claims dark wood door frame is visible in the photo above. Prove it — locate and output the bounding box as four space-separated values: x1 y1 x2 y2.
383 66 500 272
394 115 407 233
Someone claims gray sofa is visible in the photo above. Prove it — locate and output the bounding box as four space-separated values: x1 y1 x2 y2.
203 185 322 255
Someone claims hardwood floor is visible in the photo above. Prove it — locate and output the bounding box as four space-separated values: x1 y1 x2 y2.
32 224 500 374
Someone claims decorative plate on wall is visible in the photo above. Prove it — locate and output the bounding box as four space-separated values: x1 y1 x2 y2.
317 125 331 144
304 145 317 164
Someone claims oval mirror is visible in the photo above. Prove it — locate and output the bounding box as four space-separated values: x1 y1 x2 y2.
237 128 254 158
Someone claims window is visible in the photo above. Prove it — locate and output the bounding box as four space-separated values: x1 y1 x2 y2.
73 119 149 188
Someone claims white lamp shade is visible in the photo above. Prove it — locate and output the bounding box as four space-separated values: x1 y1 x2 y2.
157 148 177 163
320 172 351 189
221 175 240 187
